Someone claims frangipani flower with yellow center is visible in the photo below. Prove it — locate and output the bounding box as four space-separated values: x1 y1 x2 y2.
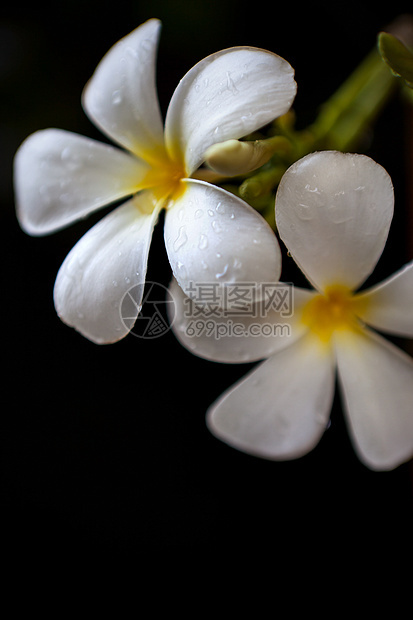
170 151 413 471
14 19 296 344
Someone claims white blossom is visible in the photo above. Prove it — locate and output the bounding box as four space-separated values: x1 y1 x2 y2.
14 19 296 343
170 151 413 470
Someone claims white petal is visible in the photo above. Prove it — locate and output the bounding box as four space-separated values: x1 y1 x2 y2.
335 327 413 470
169 278 313 363
165 47 296 175
82 19 165 158
53 194 160 344
14 129 148 235
355 261 413 337
207 333 336 460
275 151 394 292
164 180 282 299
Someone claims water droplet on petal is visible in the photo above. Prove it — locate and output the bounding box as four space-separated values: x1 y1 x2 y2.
297 203 312 220
215 201 226 214
173 226 188 251
215 264 229 279
112 90 122 105
176 261 187 278
226 71 239 94
198 234 208 250
61 147 72 161
305 183 320 194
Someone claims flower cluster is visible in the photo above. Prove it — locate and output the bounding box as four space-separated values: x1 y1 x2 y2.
14 20 413 470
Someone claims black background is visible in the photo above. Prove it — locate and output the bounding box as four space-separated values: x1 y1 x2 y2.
2 0 413 560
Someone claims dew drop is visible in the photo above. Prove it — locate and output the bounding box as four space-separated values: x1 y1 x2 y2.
297 203 312 220
198 234 208 250
215 264 229 279
212 220 223 233
215 201 225 214
194 209 203 219
326 205 353 224
61 147 72 161
176 261 187 277
173 226 188 251
112 90 122 105
226 72 239 94
305 183 320 194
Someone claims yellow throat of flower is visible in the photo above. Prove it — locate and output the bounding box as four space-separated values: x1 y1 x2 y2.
140 147 187 204
301 284 367 343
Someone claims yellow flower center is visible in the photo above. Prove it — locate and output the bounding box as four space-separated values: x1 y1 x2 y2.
301 284 366 343
140 146 187 204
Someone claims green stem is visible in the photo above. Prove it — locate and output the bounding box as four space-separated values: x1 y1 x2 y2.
305 46 398 152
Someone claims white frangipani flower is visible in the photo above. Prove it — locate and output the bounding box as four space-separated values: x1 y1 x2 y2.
14 19 296 344
170 151 413 471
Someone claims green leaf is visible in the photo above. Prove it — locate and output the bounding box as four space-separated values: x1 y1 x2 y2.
378 31 413 88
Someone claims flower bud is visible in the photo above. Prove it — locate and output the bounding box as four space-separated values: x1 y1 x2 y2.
204 139 276 176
